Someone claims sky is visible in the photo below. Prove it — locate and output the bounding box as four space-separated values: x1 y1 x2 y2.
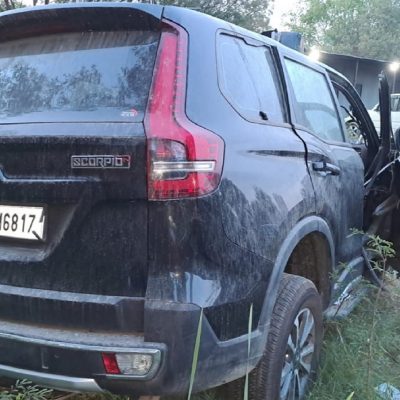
269 0 297 30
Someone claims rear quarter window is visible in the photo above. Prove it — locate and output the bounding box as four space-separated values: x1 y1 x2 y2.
217 34 285 124
284 58 344 142
0 31 159 123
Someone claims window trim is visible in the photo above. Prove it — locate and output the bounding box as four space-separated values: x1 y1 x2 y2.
330 76 380 157
216 30 288 127
282 56 347 145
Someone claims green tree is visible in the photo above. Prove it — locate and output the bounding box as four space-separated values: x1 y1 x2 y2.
0 0 12 11
287 0 400 60
145 0 273 31
0 0 19 11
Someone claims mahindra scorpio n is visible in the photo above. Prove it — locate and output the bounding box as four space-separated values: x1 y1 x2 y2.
0 3 396 400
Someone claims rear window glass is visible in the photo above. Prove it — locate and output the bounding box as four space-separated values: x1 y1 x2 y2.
0 31 159 123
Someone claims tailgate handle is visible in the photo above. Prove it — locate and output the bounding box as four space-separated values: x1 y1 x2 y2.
312 161 341 176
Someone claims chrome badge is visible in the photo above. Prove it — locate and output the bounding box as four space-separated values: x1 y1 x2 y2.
71 155 131 169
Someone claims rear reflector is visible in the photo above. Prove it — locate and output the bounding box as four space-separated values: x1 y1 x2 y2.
145 21 224 200
102 353 120 374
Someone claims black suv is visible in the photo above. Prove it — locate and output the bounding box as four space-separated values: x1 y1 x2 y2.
0 3 395 400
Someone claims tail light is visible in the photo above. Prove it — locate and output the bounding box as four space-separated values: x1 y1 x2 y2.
145 21 224 200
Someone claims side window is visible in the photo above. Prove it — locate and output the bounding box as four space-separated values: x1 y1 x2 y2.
336 86 365 144
284 59 344 142
392 96 400 111
218 34 285 124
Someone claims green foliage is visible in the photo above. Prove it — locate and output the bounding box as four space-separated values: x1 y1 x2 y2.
366 234 396 269
0 0 14 12
287 0 400 60
141 0 274 31
308 281 400 399
0 380 52 400
64 393 129 400
309 236 400 400
0 0 24 12
0 0 274 32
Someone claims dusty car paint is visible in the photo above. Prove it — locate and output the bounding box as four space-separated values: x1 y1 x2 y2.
0 2 387 397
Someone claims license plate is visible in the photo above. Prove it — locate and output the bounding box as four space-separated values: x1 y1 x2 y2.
0 205 46 241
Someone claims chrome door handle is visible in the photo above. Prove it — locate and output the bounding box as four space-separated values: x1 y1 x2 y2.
312 161 341 176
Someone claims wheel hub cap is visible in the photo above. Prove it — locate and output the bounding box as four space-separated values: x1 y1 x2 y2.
280 308 316 400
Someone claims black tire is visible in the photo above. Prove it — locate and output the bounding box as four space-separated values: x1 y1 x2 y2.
219 273 323 400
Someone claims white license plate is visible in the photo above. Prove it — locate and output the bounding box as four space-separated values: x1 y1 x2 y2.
0 205 46 241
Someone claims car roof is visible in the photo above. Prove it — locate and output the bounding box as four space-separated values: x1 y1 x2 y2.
0 1 163 19
0 2 353 89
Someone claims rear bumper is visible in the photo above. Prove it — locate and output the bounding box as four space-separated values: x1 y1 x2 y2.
0 302 266 396
0 364 103 393
0 318 166 394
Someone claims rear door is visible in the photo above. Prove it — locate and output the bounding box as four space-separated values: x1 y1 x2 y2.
281 55 364 267
213 33 316 259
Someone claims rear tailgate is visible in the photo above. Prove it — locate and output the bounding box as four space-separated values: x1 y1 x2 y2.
0 5 162 331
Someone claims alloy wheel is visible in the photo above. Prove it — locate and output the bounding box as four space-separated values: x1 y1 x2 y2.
280 308 316 400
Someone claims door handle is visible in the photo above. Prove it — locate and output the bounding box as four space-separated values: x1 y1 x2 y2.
312 161 341 176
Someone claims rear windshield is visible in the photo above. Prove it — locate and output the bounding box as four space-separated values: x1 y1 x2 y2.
0 31 159 123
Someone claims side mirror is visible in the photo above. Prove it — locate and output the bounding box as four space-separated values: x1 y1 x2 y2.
378 72 391 155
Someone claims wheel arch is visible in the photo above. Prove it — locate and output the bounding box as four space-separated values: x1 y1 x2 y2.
258 216 335 329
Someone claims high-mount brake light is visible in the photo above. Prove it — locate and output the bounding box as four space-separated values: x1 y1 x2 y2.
145 21 224 200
